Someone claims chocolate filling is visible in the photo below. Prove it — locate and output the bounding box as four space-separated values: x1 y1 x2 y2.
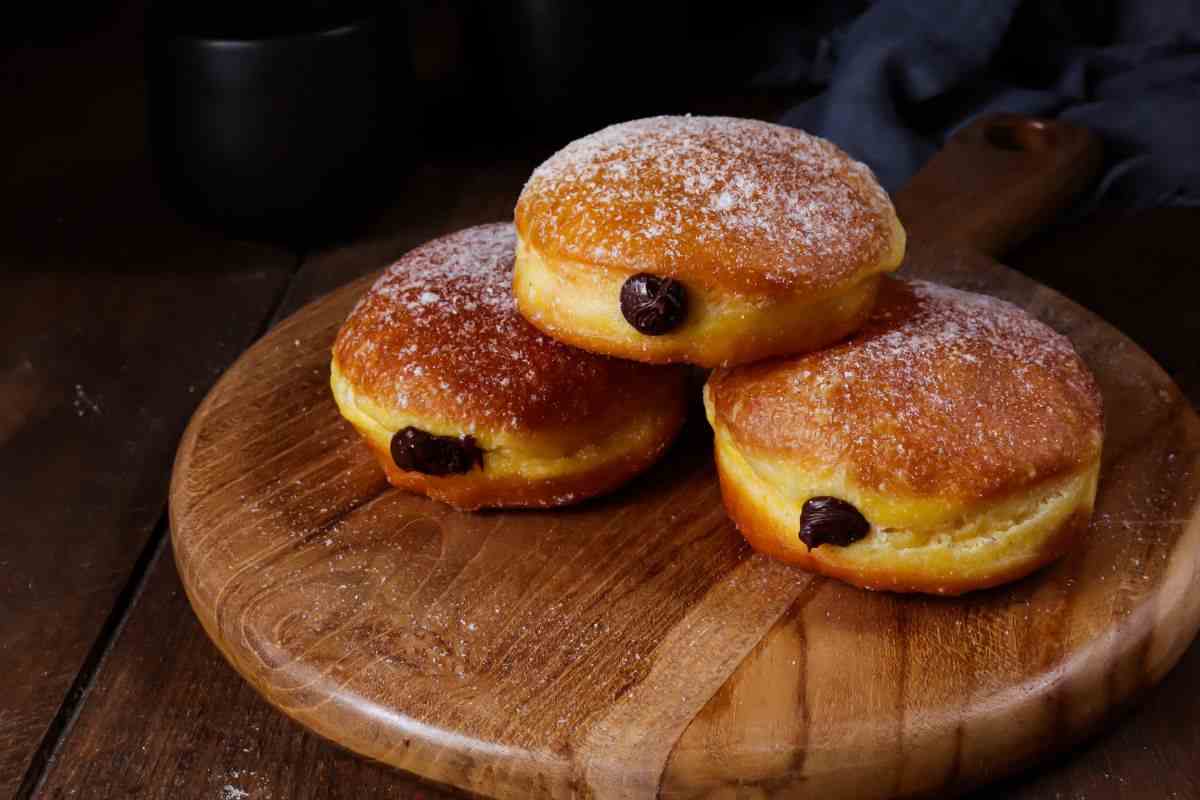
619 273 687 335
390 427 482 476
800 496 870 549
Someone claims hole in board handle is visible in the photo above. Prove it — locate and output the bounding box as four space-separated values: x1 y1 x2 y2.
984 119 1057 153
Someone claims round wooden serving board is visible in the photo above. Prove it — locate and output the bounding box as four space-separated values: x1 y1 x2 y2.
171 116 1200 799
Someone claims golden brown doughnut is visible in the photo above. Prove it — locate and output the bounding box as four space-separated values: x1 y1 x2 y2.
513 116 906 367
704 277 1104 595
331 223 689 510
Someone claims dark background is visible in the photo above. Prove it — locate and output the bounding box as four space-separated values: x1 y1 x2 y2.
8 0 1197 247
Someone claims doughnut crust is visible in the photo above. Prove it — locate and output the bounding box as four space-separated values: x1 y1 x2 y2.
331 223 689 510
514 116 906 367
704 278 1104 595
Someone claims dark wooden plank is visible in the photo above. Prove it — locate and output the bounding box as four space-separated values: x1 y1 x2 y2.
0 3 296 795
0 211 295 797
0 259 293 796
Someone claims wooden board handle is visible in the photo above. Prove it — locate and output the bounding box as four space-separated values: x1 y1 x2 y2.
893 113 1103 258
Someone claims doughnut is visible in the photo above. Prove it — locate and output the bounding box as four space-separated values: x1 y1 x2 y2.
331 223 689 510
703 278 1104 595
513 116 906 367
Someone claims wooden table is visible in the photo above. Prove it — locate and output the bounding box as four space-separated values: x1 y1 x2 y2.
3 8 1198 800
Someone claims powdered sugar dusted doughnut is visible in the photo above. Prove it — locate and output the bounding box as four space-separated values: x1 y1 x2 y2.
331 223 689 510
514 116 906 367
704 277 1104 595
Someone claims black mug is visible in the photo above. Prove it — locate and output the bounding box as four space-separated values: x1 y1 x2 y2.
145 2 411 243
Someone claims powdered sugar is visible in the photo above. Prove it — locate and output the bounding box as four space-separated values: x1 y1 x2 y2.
855 281 1084 384
333 224 668 432
517 116 898 292
372 224 518 320
715 279 1104 499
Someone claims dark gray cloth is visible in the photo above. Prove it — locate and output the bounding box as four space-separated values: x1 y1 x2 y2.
769 0 1200 212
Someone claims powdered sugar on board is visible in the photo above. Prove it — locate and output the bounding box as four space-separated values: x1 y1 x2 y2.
516 116 900 293
333 223 675 433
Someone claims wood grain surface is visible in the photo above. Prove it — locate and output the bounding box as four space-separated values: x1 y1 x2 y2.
161 115 1200 799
